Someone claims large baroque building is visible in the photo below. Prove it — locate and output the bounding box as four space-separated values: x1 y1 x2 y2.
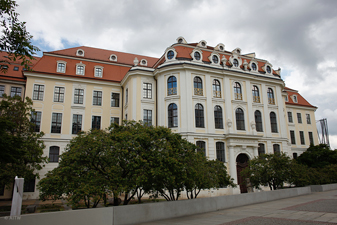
0 37 319 199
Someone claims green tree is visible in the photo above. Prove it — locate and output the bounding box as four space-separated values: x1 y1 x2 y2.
0 0 39 72
0 95 47 190
296 144 337 168
242 153 292 190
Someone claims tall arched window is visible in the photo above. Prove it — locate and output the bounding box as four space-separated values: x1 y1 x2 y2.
234 82 242 100
196 141 206 156
255 110 263 132
49 146 60 162
167 76 177 95
235 108 245 130
270 112 278 133
216 142 225 162
214 105 223 129
195 103 204 128
194 76 203 95
213 79 221 98
258 143 265 156
252 85 260 103
273 144 280 154
168 103 178 128
267 88 275 104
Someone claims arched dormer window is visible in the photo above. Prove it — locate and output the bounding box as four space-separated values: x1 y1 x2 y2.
267 88 275 104
140 59 147 66
168 103 178 128
233 59 239 67
191 49 203 62
195 103 204 128
234 82 242 100
214 105 223 129
235 108 245 130
194 76 203 96
270 112 278 133
255 110 263 132
252 85 260 103
167 76 177 95
213 79 221 98
251 62 257 71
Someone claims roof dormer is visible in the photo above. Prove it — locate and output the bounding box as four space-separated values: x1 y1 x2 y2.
214 43 225 52
109 54 117 62
197 40 207 48
176 36 187 44
76 49 84 57
262 62 273 74
232 48 242 55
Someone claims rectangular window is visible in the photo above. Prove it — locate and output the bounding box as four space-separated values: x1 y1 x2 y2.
287 112 293 123
143 83 152 99
297 113 302 123
76 65 84 75
57 63 65 73
51 113 62 133
72 114 82 134
10 87 22 97
95 68 102 77
74 89 84 104
300 131 305 145
110 117 119 125
93 91 102 106
196 141 206 156
23 178 35 192
54 87 65 102
13 66 19 71
33 84 44 101
0 85 4 97
143 109 152 126
111 93 120 107
290 130 296 144
92 116 101 129
216 142 225 162
31 111 42 132
306 114 311 124
309 132 314 145
49 146 60 163
125 89 128 104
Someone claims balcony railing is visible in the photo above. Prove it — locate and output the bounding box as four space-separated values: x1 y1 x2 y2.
235 93 242 100
268 98 275 105
194 88 203 96
213 90 221 98
253 96 260 103
168 87 177 95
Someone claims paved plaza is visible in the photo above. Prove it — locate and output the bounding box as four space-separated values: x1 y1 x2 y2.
140 190 337 225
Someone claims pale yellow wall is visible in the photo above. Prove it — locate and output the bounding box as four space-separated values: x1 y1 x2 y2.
0 81 25 99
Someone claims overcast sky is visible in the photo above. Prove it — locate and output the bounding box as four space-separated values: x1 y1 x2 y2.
16 0 337 149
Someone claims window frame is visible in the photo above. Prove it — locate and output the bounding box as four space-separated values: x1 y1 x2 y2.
167 76 177 95
31 111 42 132
76 65 85 75
72 114 82 134
0 85 4 97
216 142 225 162
195 103 204 128
49 146 60 163
297 113 302 123
252 85 260 103
273 144 280 154
51 113 62 133
57 62 66 73
255 110 263 132
93 90 102 106
288 112 293 123
300 131 305 145
23 178 35 192
33 84 44 101
267 88 275 104
290 130 296 144
10 86 22 97
92 116 101 130
214 105 223 129
111 93 120 107
143 109 152 126
306 114 311 124
212 79 221 98
54 86 65 103
143 83 152 99
74 88 84 104
94 66 103 78
196 141 206 156
270 112 278 133
235 108 245 130
193 76 203 96
234 82 242 100
168 103 178 128
110 117 120 125
258 143 265 156
309 132 314 145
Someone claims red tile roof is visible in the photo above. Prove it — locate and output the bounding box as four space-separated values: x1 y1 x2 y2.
0 52 40 82
284 87 316 108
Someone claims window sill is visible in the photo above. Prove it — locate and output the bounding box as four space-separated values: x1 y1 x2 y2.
71 105 85 109
192 96 207 100
231 100 247 104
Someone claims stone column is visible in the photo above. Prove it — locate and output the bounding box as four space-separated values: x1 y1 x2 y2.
228 145 237 185
253 146 259 157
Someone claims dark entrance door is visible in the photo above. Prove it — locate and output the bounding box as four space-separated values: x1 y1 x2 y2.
236 153 249 193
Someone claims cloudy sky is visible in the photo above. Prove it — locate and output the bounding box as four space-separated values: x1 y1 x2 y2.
16 0 337 148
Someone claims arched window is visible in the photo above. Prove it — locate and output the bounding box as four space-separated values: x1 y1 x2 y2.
235 108 245 130
252 85 260 103
258 143 265 156
167 76 177 95
213 79 221 98
214 105 223 129
49 146 60 162
267 88 275 104
270 112 278 133
196 141 206 156
216 142 225 162
168 103 178 128
255 110 263 132
194 76 203 95
195 103 204 128
234 82 242 100
233 58 239 67
273 144 280 154
251 62 257 71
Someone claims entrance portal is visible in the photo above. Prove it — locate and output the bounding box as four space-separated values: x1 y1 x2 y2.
236 153 249 193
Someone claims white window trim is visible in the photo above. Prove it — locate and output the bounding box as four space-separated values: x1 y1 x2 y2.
208 52 221 66
190 48 203 62
292 95 298 103
76 62 86 75
249 60 259 74
32 83 45 101
262 62 273 74
140 59 148 66
229 55 242 69
197 40 207 48
214 43 225 52
56 60 67 73
165 48 177 61
76 49 85 57
94 65 104 78
110 54 117 62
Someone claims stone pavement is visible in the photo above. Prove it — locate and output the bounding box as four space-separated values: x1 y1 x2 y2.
140 189 337 225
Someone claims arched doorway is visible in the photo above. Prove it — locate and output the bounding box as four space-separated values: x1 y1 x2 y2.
236 153 249 193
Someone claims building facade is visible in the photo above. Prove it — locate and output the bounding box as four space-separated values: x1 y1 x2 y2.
0 37 319 199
